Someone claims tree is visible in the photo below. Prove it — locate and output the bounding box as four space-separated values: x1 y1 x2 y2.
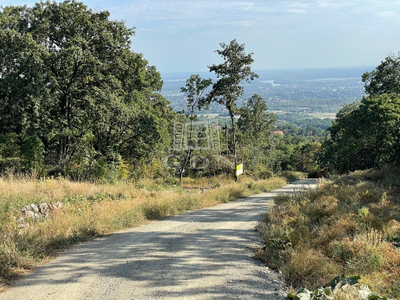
290 142 321 174
207 40 258 180
321 53 400 173
178 74 212 182
237 94 276 174
321 95 400 173
238 94 275 142
362 52 400 96
0 1 175 177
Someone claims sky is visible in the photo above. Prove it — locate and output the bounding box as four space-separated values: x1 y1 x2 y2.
1 0 400 73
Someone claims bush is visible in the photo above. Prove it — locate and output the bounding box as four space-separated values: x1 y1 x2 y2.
278 171 307 182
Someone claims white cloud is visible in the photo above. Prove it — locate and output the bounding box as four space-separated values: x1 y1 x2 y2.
3 0 400 72
377 11 399 19
286 9 307 14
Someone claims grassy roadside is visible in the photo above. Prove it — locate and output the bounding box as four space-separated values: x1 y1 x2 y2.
257 168 400 299
0 174 287 290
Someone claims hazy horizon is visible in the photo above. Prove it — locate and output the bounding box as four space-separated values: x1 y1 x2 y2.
160 65 375 76
1 0 399 73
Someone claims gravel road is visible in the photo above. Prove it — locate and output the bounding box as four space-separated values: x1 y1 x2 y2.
1 178 317 300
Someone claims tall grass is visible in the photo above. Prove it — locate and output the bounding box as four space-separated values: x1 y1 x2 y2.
0 174 286 290
257 167 400 299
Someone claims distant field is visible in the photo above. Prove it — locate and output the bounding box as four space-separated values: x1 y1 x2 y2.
306 112 336 119
196 113 220 118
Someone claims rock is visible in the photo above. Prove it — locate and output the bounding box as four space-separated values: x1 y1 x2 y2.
30 204 39 212
38 203 50 216
24 210 35 219
50 202 62 210
357 285 372 300
21 205 30 213
16 216 29 228
23 210 41 220
21 203 40 213
19 202 62 226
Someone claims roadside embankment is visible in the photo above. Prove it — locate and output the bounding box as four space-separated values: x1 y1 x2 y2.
0 175 286 290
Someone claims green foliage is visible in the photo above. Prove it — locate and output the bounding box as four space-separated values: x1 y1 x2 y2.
0 1 176 178
207 40 258 180
0 134 22 171
290 143 322 176
180 74 213 118
278 171 307 182
178 75 213 181
236 94 276 175
322 94 400 172
322 55 400 173
238 94 276 142
287 276 362 300
362 52 400 96
275 113 332 137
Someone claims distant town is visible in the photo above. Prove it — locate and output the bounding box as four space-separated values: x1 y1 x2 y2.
161 66 372 117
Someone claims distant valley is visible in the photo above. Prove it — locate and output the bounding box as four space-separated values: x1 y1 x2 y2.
161 66 373 116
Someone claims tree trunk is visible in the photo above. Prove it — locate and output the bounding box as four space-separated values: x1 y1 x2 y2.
179 116 194 184
230 112 237 182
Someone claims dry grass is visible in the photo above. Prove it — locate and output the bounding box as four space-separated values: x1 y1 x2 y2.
257 167 400 299
0 174 287 290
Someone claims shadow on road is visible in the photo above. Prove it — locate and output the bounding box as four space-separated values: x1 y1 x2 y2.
2 179 318 300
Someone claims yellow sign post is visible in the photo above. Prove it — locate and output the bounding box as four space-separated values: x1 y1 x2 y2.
236 164 243 176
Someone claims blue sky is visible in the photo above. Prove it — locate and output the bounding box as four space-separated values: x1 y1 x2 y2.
2 0 400 73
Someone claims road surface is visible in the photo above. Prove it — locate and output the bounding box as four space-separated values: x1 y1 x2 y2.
1 178 317 300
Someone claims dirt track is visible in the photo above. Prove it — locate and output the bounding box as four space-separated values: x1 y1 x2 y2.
0 179 317 300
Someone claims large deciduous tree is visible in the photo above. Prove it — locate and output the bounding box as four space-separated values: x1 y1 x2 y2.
206 40 258 180
0 1 174 177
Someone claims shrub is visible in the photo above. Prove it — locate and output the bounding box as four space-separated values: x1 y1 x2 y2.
257 168 400 298
278 171 307 182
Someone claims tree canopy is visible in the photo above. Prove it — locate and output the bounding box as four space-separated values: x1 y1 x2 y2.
238 94 275 142
362 52 400 96
322 94 400 173
207 39 258 180
0 1 176 178
237 94 276 176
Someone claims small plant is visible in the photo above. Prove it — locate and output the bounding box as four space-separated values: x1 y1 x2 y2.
287 275 388 300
